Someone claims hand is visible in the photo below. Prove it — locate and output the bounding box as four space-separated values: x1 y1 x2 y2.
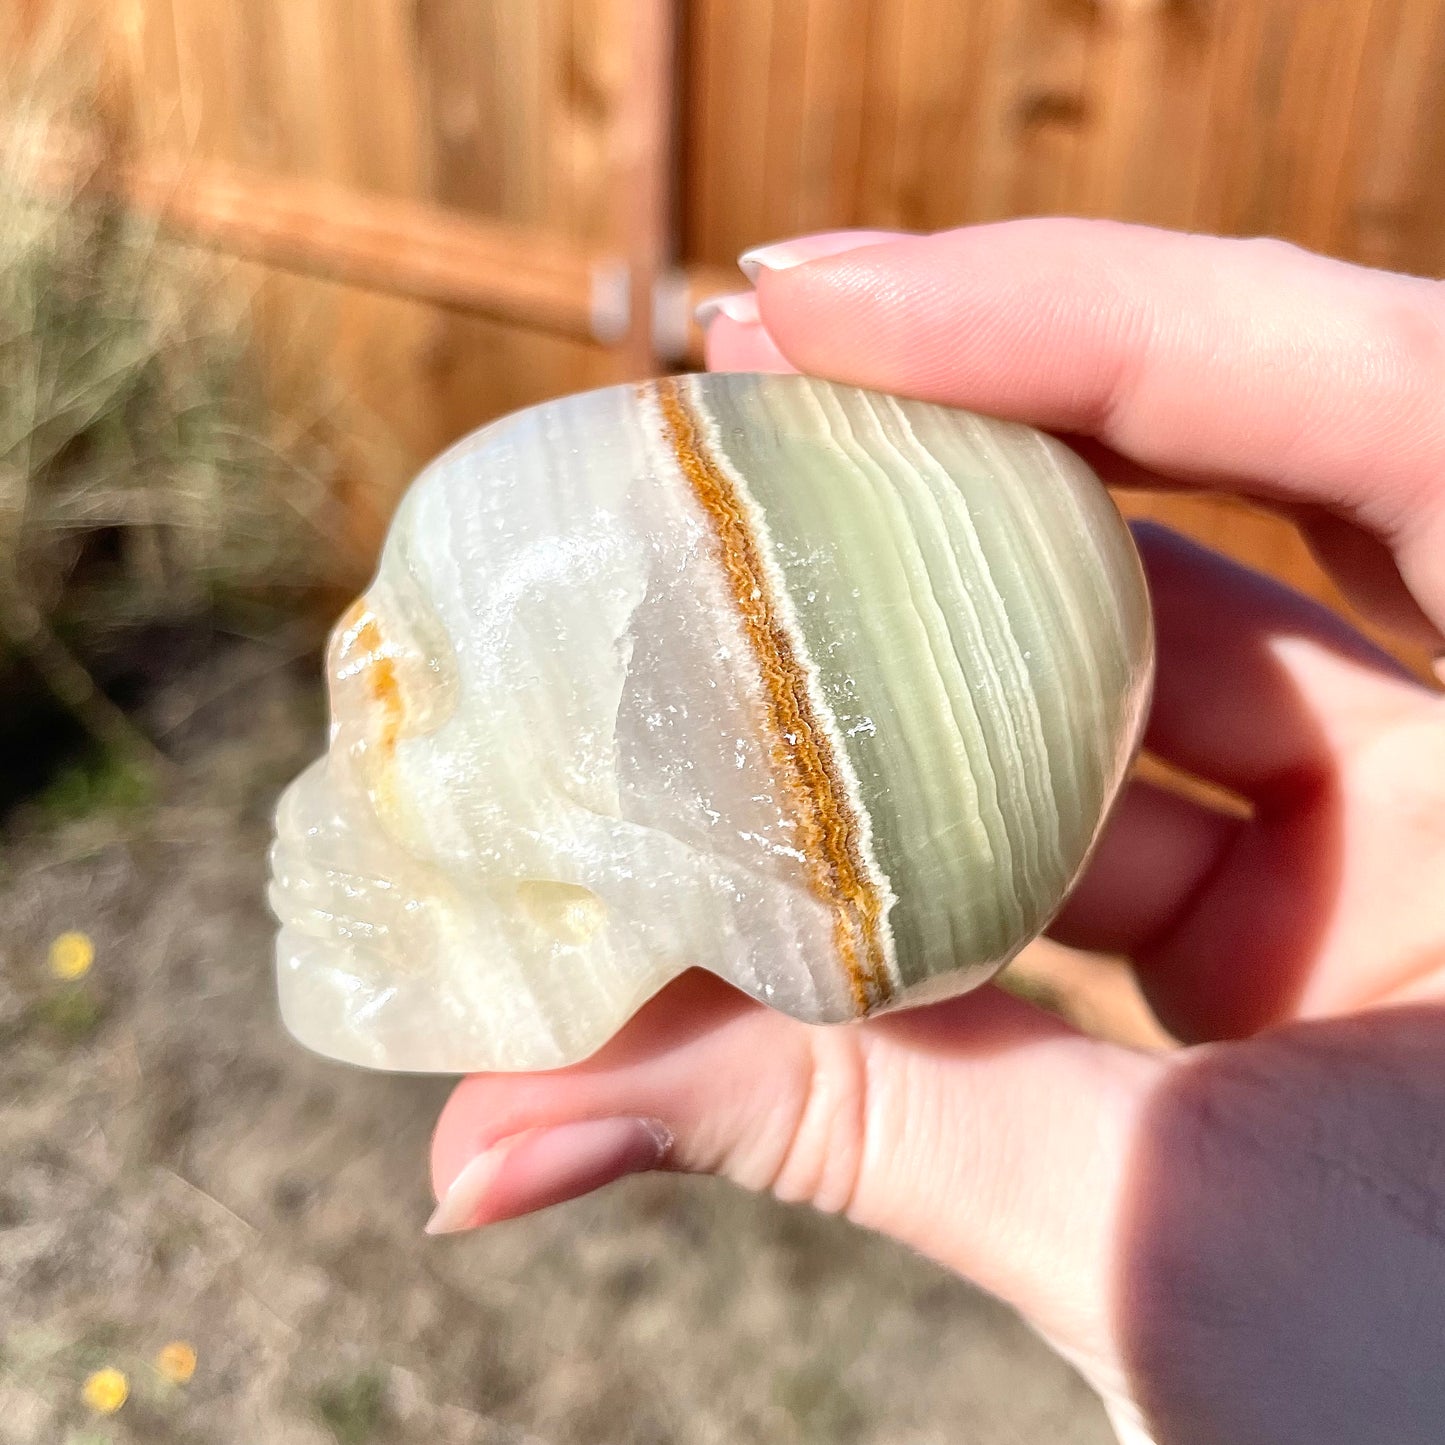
430 222 1445 1445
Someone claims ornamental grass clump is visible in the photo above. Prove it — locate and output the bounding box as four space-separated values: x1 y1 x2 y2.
0 52 344 772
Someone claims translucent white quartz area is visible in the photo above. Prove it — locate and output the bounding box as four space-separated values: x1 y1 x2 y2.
271 384 853 1071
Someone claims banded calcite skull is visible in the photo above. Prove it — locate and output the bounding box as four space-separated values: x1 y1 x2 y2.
270 374 1153 1072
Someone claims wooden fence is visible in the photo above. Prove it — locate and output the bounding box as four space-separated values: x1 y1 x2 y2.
19 0 1445 644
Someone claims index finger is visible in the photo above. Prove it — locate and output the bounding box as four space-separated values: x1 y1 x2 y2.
752 219 1445 636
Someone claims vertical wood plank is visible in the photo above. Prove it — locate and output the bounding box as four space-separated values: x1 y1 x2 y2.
788 0 873 235
608 0 677 374
1077 6 1216 229
885 0 991 230
1338 0 1445 273
758 0 810 238
685 0 778 261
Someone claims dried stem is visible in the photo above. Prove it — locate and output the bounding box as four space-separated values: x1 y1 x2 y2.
0 576 170 774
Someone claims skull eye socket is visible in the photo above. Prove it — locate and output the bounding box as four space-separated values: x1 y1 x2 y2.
329 601 408 755
327 577 458 759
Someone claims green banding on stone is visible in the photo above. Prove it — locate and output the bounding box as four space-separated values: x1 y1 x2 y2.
688 373 1152 990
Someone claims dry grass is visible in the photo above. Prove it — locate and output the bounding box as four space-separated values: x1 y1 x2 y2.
0 649 1115 1445
0 23 344 770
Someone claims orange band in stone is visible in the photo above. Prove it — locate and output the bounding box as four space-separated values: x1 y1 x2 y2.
330 600 408 826
334 599 405 758
651 378 892 1012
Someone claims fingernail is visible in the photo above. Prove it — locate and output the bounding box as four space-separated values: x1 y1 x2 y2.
738 229 902 283
694 291 759 329
425 1117 671 1236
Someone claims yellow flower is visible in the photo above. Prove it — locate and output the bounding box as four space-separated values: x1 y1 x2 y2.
82 1367 128 1414
48 932 95 980
155 1340 197 1384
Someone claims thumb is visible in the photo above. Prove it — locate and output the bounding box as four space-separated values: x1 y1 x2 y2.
429 970 1159 1378
700 228 908 372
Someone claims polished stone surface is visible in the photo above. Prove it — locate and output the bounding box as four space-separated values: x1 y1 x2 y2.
270 374 1153 1072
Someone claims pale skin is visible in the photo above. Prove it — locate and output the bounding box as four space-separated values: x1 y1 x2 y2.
429 221 1445 1445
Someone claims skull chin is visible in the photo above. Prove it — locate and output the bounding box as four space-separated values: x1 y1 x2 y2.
268 731 686 1073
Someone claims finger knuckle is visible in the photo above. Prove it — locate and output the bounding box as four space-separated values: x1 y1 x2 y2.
1355 707 1445 840
1369 300 1445 466
767 1026 870 1215
1377 280 1445 381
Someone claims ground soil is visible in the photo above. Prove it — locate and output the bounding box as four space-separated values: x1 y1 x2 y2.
0 644 1114 1445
